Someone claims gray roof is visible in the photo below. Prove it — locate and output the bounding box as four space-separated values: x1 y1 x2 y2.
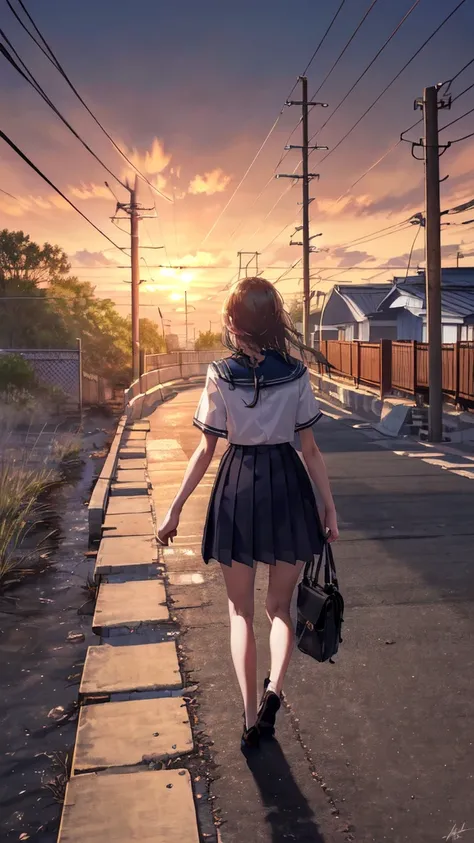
382 284 474 318
394 268 474 288
336 284 392 317
393 282 474 318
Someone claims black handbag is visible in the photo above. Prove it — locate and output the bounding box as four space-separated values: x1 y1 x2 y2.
296 541 344 663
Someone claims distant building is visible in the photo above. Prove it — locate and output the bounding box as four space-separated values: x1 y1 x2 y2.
318 268 474 343
165 333 180 352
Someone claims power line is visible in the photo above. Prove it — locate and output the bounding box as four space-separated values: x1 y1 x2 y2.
0 32 127 189
405 223 423 280
312 0 382 98
316 0 468 166
233 1 386 247
198 1 348 247
0 128 127 253
445 55 474 91
306 0 423 155
440 105 474 132
451 79 474 103
7 0 172 202
252 1 425 247
450 129 474 144
0 186 18 200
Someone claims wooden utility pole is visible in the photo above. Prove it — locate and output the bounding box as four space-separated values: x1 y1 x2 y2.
301 76 311 346
130 175 140 381
423 86 443 442
111 176 157 381
277 78 328 346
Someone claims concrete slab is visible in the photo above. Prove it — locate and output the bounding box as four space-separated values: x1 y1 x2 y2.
105 496 151 515
117 458 146 470
94 535 157 579
72 697 193 772
58 769 199 843
115 469 147 483
80 641 182 696
102 513 154 536
110 481 148 496
126 419 150 431
119 446 146 459
123 430 147 441
93 580 169 632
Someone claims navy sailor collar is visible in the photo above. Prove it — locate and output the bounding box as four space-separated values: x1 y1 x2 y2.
211 350 306 388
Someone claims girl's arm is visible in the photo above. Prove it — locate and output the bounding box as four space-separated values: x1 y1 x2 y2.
157 432 218 544
299 426 339 541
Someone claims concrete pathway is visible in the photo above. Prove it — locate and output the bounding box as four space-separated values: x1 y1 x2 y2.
149 387 474 843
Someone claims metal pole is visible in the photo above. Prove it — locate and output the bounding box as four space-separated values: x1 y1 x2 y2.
130 175 140 381
301 76 310 347
184 290 188 349
77 336 83 415
424 86 442 443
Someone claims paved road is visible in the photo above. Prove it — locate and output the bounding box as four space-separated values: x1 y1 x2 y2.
148 387 474 843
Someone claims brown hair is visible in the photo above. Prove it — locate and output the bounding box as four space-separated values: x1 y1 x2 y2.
222 276 316 363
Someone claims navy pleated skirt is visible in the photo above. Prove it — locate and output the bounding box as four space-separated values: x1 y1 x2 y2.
202 442 325 567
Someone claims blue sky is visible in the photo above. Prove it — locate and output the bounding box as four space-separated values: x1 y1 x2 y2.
1 0 473 332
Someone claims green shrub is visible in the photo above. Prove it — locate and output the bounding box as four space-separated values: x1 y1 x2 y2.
0 354 36 393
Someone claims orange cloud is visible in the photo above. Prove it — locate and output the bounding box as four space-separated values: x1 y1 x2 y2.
69 183 111 200
121 138 171 192
188 168 231 196
0 192 72 217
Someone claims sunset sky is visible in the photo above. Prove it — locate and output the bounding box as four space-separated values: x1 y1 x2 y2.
1 0 474 340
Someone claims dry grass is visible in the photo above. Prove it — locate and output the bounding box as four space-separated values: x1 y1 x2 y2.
0 452 57 587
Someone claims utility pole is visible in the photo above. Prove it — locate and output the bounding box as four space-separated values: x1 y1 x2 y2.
237 251 260 281
415 85 451 442
301 76 311 346
158 306 165 339
110 176 156 381
130 175 140 381
277 77 328 346
457 250 464 268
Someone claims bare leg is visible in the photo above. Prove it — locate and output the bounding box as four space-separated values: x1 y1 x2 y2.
220 562 258 730
265 561 304 696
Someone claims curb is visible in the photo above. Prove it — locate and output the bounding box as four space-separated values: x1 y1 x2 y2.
59 419 201 843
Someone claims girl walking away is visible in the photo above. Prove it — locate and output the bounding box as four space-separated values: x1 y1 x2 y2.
158 277 338 750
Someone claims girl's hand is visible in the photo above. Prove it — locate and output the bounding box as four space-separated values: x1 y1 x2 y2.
324 507 339 542
157 508 180 546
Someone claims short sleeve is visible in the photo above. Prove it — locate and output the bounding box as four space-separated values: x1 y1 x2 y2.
193 366 228 438
295 370 322 431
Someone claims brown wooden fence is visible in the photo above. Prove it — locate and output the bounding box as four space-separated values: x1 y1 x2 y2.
316 339 474 405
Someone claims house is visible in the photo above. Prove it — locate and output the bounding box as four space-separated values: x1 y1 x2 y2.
318 268 474 342
378 268 474 342
318 283 395 341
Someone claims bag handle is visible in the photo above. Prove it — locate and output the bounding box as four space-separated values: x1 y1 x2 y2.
303 537 339 589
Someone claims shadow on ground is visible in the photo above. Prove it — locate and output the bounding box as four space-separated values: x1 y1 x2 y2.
245 739 327 843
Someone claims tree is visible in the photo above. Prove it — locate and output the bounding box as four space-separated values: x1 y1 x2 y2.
137 318 166 355
288 296 303 324
0 229 70 286
48 276 132 382
194 330 222 351
0 230 71 348
0 229 168 384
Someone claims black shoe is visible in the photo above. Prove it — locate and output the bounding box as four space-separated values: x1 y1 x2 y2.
241 724 260 751
256 678 281 737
